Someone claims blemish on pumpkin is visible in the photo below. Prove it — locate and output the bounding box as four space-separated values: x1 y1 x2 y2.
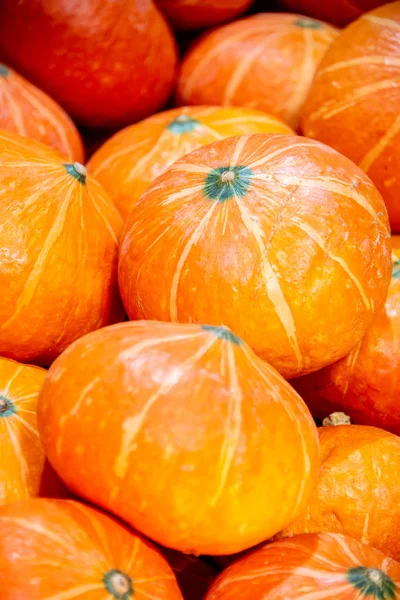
203 165 253 202
347 566 396 599
64 162 87 184
392 259 400 280
202 325 243 345
294 18 322 29
103 569 133 600
0 395 17 418
167 114 199 134
0 64 9 77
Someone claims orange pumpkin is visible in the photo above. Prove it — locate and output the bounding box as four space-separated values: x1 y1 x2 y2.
37 320 319 555
163 549 217 600
0 357 68 505
280 0 388 26
292 237 400 434
177 14 339 129
279 420 400 561
157 0 254 30
0 498 183 599
0 131 124 365
206 532 400 599
0 63 84 161
0 0 178 128
302 3 400 230
87 106 294 219
118 133 391 379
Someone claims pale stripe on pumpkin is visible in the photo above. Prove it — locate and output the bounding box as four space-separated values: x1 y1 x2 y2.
359 113 400 173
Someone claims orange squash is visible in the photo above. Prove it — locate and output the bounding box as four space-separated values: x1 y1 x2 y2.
163 549 217 600
157 0 254 30
280 0 388 27
87 106 293 219
0 63 84 161
177 14 339 129
0 0 178 128
302 3 400 230
293 236 400 434
0 498 183 599
279 420 400 562
206 532 400 599
118 133 391 379
0 131 124 365
37 320 319 555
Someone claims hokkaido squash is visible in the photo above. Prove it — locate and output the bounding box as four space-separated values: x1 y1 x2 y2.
302 3 400 230
118 133 391 379
87 106 294 219
279 419 400 562
0 357 68 505
177 14 339 129
280 0 387 27
37 320 319 555
293 236 400 434
0 0 178 128
0 63 84 161
0 498 183 599
0 131 124 365
157 0 254 30
206 532 400 599
163 549 217 600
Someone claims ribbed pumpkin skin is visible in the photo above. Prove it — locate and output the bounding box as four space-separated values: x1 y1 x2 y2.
279 425 400 562
0 131 124 366
0 499 183 600
87 106 294 219
293 237 400 434
157 0 254 30
177 14 339 129
0 0 178 128
118 133 391 379
37 321 319 555
302 3 400 230
280 0 387 27
0 63 84 161
206 533 400 599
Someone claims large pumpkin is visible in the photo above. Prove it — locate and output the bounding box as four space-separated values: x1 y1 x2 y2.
279 420 400 561
206 532 400 599
87 106 293 219
302 3 400 230
0 131 124 365
0 0 178 128
177 14 339 129
157 0 254 30
280 0 388 27
0 498 183 599
37 320 319 555
0 357 68 505
292 236 400 434
0 63 84 161
118 133 391 379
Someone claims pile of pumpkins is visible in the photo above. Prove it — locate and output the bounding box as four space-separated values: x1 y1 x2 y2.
0 0 399 598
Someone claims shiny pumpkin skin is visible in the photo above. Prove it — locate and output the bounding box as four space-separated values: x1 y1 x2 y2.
87 106 294 219
0 0 178 128
0 498 183 600
0 63 84 161
177 13 339 130
302 3 400 231
37 321 319 555
279 424 400 562
163 548 217 600
206 532 400 599
292 237 400 434
280 0 387 27
118 133 391 379
156 0 254 30
0 131 124 366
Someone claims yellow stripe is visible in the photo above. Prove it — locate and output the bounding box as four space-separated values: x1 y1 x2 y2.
359 113 400 172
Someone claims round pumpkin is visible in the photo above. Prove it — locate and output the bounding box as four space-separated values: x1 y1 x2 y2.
0 357 68 505
0 131 124 365
0 63 84 161
177 14 339 130
280 0 388 27
87 106 294 219
292 236 400 434
37 320 319 555
163 549 217 600
302 3 400 230
0 498 183 599
279 420 400 561
206 532 400 599
118 133 391 379
157 0 254 30
0 0 178 128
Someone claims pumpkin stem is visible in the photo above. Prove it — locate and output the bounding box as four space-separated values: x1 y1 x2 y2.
322 412 351 427
103 569 133 599
0 397 8 412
